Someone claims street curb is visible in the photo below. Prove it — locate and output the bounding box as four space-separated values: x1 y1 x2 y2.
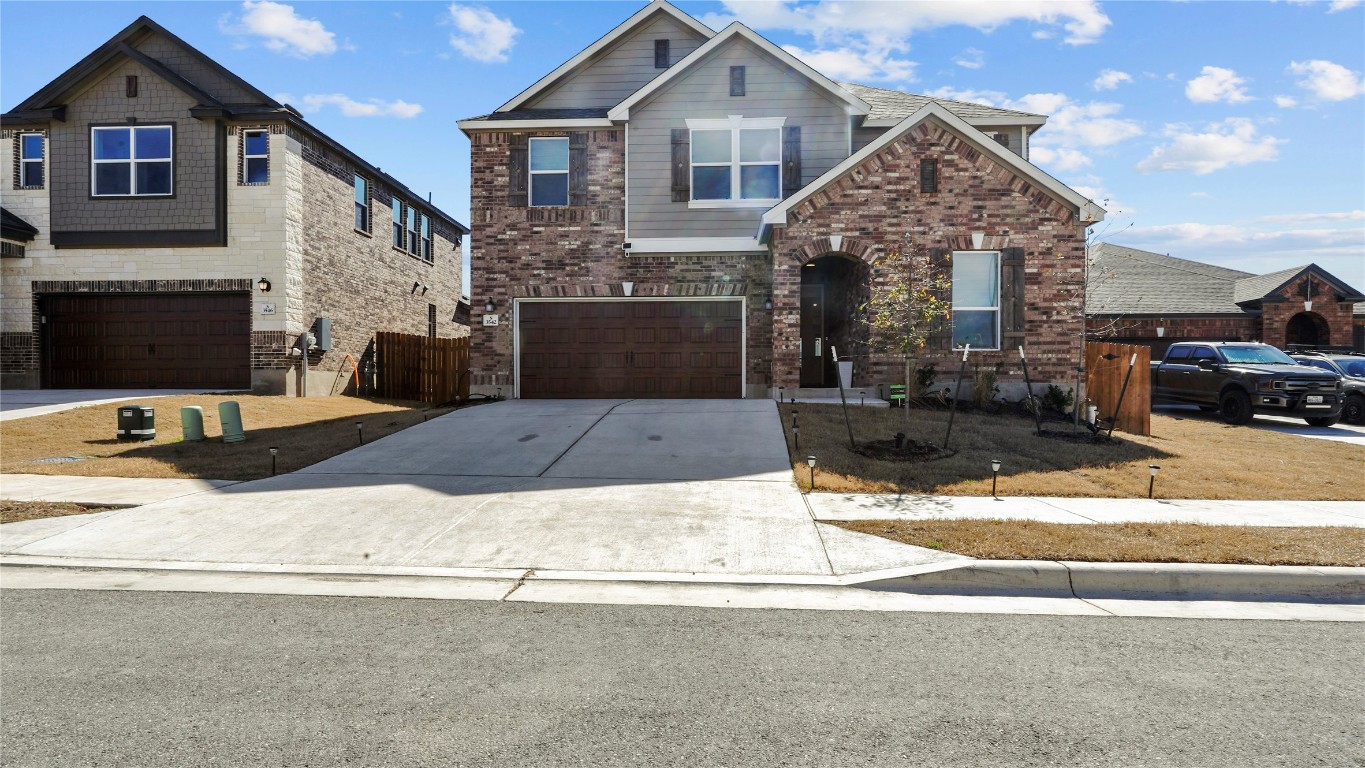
854 560 1365 603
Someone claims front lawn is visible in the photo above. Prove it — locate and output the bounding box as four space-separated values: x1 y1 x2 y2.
782 404 1364 500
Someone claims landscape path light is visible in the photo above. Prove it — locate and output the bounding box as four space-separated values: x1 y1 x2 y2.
270 447 278 476
1148 464 1160 499
806 455 816 490
356 421 365 445
990 458 1002 498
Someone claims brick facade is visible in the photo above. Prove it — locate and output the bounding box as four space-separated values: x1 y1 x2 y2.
769 120 1087 392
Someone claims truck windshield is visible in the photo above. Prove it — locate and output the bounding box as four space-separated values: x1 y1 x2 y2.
1220 346 1297 365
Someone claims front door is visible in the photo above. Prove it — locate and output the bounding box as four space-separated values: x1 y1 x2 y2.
800 285 825 387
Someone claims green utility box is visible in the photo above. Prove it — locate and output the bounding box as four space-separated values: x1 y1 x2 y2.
117 404 155 441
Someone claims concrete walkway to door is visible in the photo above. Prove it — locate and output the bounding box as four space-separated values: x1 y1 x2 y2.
1 400 961 577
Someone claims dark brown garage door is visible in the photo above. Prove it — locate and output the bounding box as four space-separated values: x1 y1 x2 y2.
519 300 742 398
43 293 251 389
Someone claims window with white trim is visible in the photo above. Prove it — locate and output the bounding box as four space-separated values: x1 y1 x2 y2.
420 214 432 261
19 133 44 188
687 116 782 207
406 206 419 256
242 129 269 184
92 125 172 196
951 250 1000 349
392 197 404 248
529 137 569 207
354 175 370 233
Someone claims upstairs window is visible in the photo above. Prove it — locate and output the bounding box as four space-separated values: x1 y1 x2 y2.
18 133 43 188
951 251 1000 350
242 129 269 184
406 206 419 256
92 125 172 196
420 214 432 261
687 117 782 205
529 137 569 206
354 175 370 233
392 197 404 249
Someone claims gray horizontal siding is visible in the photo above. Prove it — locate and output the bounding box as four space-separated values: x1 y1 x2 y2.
529 14 707 109
628 40 853 239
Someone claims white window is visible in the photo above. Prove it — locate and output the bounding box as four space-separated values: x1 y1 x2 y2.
687 116 783 208
92 125 172 196
19 133 43 188
242 129 269 184
354 176 370 233
406 206 419 256
951 251 1000 350
392 197 404 248
529 137 569 207
420 214 432 261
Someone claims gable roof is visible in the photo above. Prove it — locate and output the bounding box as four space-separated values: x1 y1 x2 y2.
1233 264 1365 305
4 16 277 119
838 82 1047 127
1087 244 1253 315
497 0 714 114
607 21 871 122
760 102 1104 238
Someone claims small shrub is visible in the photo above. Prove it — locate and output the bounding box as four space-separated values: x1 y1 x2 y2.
971 363 1002 409
1042 384 1074 415
914 363 937 396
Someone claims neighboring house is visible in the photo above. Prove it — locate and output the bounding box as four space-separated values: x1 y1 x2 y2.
1 17 469 394
458 0 1104 400
1087 244 1365 355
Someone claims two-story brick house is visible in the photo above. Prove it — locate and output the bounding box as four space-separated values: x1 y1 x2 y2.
1 16 469 394
459 0 1104 400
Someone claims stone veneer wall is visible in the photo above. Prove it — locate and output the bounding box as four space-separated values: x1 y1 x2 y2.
768 119 1089 394
468 128 774 396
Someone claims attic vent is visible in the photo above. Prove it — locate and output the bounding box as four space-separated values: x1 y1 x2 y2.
730 66 746 97
126 76 138 98
654 39 669 68
920 159 938 194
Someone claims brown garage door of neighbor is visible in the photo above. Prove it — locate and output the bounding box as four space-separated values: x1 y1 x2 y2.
42 293 251 389
519 300 743 399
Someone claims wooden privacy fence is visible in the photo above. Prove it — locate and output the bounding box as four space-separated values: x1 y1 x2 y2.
1085 341 1151 436
375 331 470 404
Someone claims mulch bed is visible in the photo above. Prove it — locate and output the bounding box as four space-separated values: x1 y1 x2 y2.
852 438 957 462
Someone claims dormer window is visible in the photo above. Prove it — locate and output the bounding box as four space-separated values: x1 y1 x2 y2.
92 125 172 196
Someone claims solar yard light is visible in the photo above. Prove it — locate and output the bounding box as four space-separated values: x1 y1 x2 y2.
270 447 278 476
793 425 800 452
356 422 365 445
990 459 1002 498
1148 464 1160 499
806 455 817 490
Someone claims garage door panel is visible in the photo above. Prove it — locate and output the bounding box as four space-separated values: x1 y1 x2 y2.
519 300 742 399
43 293 250 389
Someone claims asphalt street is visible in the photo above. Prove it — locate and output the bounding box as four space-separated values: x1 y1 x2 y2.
2 590 1360 767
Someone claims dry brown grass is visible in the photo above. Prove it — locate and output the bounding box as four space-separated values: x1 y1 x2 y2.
784 404 1365 500
835 519 1365 566
0 500 121 524
0 395 457 481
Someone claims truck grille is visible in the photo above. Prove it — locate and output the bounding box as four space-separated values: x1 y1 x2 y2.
1275 378 1334 391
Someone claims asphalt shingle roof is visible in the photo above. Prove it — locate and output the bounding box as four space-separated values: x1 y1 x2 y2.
1232 265 1310 305
838 82 1047 123
466 108 610 121
1086 243 1253 315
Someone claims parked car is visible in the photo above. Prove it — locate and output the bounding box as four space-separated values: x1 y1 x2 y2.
1291 352 1365 425
1150 341 1343 426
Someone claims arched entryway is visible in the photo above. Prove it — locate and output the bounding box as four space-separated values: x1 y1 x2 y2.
799 254 869 387
1285 311 1329 348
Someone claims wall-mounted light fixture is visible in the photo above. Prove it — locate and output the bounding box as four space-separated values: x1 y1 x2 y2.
764 297 773 310
257 277 271 293
485 298 496 313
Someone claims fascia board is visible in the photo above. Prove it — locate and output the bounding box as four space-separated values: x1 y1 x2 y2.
608 23 871 122
764 103 1105 228
862 115 1047 129
497 0 715 113
458 118 614 133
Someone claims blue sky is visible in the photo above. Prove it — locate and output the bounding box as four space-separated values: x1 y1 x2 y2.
3 0 1363 293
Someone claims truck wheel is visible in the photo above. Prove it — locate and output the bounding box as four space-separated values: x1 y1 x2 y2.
1305 415 1340 427
1218 390 1253 425
1343 394 1365 425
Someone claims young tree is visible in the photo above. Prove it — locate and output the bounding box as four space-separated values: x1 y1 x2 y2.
861 237 953 429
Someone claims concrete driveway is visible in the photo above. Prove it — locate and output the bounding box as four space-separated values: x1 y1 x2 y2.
1154 404 1365 446
2 399 959 578
0 389 243 422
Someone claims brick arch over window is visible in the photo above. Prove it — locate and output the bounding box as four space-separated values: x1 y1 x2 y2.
787 236 880 267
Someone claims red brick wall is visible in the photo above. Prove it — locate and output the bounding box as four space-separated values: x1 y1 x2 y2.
768 119 1089 390
467 129 773 393
1259 274 1355 349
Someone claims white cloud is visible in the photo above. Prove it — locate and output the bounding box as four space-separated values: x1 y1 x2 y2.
1185 66 1252 103
1029 146 1092 172
1092 69 1132 91
1273 95 1298 108
1288 59 1365 101
782 45 915 81
295 93 423 119
220 0 338 57
953 48 985 70
1137 119 1284 175
1254 210 1365 224
447 4 520 63
1329 0 1361 11
703 0 1111 45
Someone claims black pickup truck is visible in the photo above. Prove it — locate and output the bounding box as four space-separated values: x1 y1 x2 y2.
1150 342 1343 426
